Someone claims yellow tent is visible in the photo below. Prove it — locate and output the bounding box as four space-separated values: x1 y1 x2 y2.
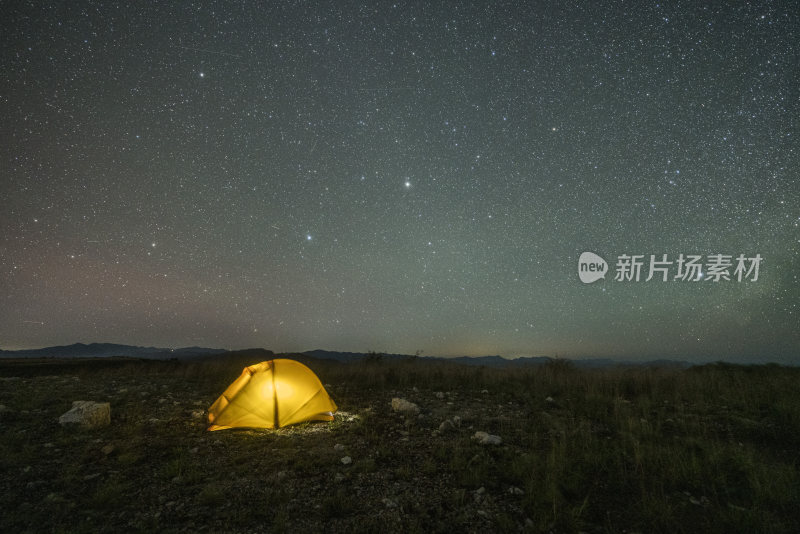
207 359 337 430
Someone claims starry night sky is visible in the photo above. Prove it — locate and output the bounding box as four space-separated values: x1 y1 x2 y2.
2 2 798 362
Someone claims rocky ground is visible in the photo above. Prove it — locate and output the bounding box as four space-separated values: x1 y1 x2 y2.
0 358 798 533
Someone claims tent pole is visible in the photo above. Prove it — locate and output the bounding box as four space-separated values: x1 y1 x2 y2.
272 361 279 428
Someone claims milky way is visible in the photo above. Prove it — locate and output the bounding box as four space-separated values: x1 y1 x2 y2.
2 2 798 362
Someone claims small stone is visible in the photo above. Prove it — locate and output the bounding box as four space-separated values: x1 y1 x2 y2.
481 389 489 394
334 443 345 452
545 396 555 403
438 420 455 433
382 498 398 508
340 456 352 465
391 398 420 415
190 410 204 419
509 486 524 495
58 401 111 429
452 415 461 427
435 391 445 399
101 444 115 455
472 431 502 445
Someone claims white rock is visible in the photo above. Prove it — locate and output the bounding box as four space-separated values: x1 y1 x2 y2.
438 420 454 433
545 396 554 403
391 398 420 415
58 401 110 429
509 486 524 495
334 443 345 451
340 456 352 465
452 415 462 427
472 431 502 445
435 391 445 399
190 410 204 419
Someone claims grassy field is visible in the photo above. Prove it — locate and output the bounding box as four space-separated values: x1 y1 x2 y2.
0 355 798 533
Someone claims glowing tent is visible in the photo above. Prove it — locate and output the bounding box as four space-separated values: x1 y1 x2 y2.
207 359 337 431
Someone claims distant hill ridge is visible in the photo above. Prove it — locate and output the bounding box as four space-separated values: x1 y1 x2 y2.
302 349 692 368
0 343 227 360
0 343 694 368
